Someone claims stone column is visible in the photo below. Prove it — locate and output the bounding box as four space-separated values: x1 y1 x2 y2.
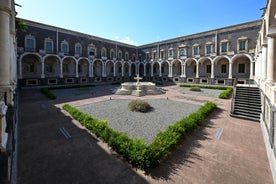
75 61 79 78
0 0 11 87
182 63 186 78
261 44 267 80
41 61 45 78
211 63 214 78
88 62 92 77
168 64 172 77
18 61 22 79
113 64 116 77
250 62 254 79
102 63 106 77
228 62 232 79
159 65 162 77
144 64 146 77
151 64 153 77
129 64 131 77
122 63 124 77
59 62 63 78
196 62 199 78
267 36 276 82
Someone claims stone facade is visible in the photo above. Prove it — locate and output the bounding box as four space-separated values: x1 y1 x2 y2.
254 0 276 182
0 0 18 183
17 19 261 87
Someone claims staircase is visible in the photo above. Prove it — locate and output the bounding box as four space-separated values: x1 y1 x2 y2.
231 84 261 121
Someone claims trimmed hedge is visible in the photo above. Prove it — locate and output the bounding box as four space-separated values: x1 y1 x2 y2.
41 88 56 99
63 101 217 171
41 84 95 100
179 84 233 99
218 87 233 99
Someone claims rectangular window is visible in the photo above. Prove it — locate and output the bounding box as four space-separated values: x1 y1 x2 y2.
238 63 245 73
179 49 186 56
161 51 165 59
111 51 114 59
118 52 122 60
45 41 53 52
146 53 150 60
26 39 34 50
89 48 95 56
221 64 227 73
62 44 68 53
206 45 211 54
169 50 173 57
75 46 81 55
206 65 211 73
239 40 246 51
221 43 228 52
125 53 129 60
193 47 198 55
153 52 156 59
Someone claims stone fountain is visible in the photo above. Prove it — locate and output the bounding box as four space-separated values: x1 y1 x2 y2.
114 74 165 97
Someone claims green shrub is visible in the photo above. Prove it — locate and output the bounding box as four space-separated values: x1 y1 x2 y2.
155 81 163 86
62 101 217 171
218 87 233 99
128 99 152 113
189 87 201 91
41 88 56 99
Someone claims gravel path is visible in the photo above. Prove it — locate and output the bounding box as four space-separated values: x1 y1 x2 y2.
76 99 200 144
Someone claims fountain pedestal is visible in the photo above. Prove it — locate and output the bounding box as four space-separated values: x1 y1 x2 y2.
115 82 164 96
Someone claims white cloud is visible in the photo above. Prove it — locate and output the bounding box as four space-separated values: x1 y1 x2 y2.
115 36 136 45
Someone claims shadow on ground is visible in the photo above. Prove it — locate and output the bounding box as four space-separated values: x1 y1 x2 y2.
147 108 223 182
18 88 149 184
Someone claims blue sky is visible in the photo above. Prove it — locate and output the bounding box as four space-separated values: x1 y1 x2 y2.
15 0 266 46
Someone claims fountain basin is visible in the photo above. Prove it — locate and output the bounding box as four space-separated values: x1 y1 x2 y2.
115 82 164 97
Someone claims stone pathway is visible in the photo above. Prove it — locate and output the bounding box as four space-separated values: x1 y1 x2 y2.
18 84 273 184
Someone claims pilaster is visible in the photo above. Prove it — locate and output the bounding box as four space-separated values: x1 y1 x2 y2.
0 0 12 87
261 44 268 80
267 35 276 82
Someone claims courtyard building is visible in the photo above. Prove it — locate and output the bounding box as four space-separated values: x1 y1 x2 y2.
254 0 276 182
0 0 18 183
16 19 261 87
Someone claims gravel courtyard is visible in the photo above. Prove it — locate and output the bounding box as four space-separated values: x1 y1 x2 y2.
178 87 223 97
76 99 200 144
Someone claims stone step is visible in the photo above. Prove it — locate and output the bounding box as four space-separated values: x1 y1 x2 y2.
232 85 261 121
235 102 261 109
234 107 261 114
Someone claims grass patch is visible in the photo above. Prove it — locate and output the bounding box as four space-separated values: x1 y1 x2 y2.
63 101 217 171
179 84 233 99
